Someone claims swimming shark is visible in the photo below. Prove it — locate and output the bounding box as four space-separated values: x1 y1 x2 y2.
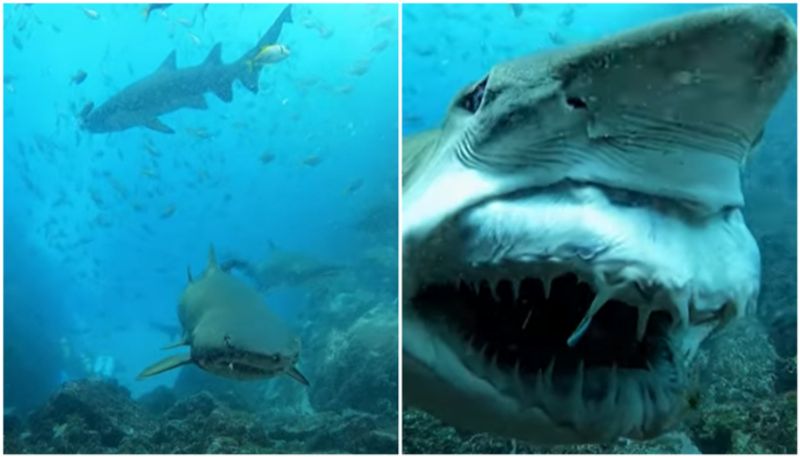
220 248 345 291
81 4 292 134
403 6 795 444
138 246 309 385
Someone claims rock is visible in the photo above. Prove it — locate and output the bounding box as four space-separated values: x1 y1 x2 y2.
137 385 177 415
22 379 155 453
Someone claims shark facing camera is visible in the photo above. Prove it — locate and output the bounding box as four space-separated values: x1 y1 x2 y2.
138 245 309 386
402 5 796 444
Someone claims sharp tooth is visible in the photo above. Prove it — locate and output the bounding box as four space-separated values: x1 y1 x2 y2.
477 343 489 363
570 359 585 411
492 280 501 301
521 308 533 330
543 275 553 300
636 307 652 341
545 357 556 389
464 334 476 356
534 368 545 397
567 287 614 347
512 359 525 400
602 363 619 410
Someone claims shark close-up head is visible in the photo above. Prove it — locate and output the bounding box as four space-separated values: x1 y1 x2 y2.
403 5 795 444
138 245 309 386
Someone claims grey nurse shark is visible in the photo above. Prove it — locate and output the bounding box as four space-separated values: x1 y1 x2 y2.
81 5 292 134
138 246 309 386
403 6 795 444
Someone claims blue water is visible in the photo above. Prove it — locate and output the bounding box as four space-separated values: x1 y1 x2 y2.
4 3 397 410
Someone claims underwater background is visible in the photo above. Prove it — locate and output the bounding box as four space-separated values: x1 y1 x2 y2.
403 4 796 454
4 3 398 453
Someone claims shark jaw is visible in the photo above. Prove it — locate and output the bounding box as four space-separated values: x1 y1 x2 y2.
403 182 760 443
194 345 306 383
402 5 792 443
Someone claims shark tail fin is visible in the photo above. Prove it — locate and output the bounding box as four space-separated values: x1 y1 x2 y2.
137 353 192 379
207 244 218 271
236 4 293 94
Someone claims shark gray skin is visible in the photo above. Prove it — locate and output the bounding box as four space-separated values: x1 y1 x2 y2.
403 6 795 444
138 246 309 386
81 5 292 134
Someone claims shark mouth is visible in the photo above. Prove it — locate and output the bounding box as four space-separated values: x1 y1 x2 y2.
409 260 689 441
413 271 676 374
403 182 760 442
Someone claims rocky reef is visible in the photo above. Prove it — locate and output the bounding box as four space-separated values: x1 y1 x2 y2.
5 378 397 454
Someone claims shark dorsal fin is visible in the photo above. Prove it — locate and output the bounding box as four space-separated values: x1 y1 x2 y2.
157 51 177 73
207 244 218 271
204 43 222 67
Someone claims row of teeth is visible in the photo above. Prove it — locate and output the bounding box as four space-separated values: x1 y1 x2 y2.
453 275 660 346
460 334 680 411
462 337 682 435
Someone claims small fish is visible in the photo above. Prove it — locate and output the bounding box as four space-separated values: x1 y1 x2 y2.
344 178 364 195
510 4 523 18
161 204 176 219
82 8 100 20
71 70 87 85
371 40 389 54
187 32 202 46
260 151 275 164
143 141 161 157
548 31 565 45
186 127 213 139
12 35 23 50
373 16 394 31
334 84 353 95
176 17 194 28
140 167 159 179
350 59 371 76
302 155 322 167
246 44 290 72
143 4 171 21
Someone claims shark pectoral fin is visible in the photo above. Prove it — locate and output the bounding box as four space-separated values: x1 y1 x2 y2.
144 118 175 134
161 339 188 350
285 365 310 386
212 83 233 103
137 353 192 379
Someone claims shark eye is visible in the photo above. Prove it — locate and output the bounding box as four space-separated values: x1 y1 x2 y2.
460 76 489 113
